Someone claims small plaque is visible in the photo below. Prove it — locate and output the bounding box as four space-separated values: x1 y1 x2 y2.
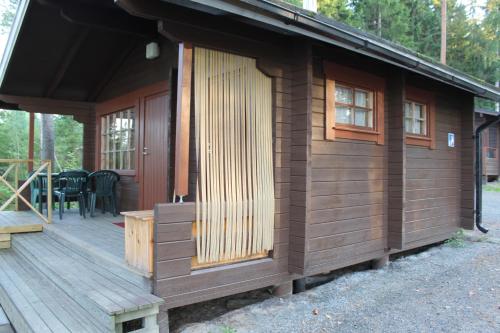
448 133 455 148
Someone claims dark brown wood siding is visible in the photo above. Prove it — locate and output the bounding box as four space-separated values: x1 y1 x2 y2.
152 21 293 309
97 40 176 102
404 91 471 248
306 57 389 276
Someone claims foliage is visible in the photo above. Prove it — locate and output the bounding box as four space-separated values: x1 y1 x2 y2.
0 110 83 171
0 0 18 34
483 182 500 192
445 228 467 247
220 326 237 333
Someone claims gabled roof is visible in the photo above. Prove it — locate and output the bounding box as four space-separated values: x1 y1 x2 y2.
1 0 499 102
159 0 499 101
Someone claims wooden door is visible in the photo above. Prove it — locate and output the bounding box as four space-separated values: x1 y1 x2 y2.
141 91 170 209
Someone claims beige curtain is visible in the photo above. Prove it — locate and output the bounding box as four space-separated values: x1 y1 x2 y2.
194 47 274 264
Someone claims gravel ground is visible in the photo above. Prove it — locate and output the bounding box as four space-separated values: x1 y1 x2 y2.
175 190 500 333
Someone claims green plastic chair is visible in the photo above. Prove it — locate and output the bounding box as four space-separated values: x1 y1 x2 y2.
88 170 120 217
54 170 88 219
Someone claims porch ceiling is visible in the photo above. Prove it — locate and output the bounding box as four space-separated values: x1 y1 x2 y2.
0 0 157 106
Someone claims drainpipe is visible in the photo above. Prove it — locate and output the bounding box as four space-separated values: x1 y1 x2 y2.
475 115 500 233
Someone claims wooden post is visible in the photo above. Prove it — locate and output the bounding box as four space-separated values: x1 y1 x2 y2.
174 42 193 198
372 255 389 269
273 281 293 297
28 112 35 172
14 163 19 211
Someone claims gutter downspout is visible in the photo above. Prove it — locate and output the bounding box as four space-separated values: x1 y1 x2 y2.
475 115 500 233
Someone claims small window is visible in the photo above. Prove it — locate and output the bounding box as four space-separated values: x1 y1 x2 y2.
324 61 385 144
405 101 427 136
404 86 435 149
100 109 136 170
487 128 497 159
335 85 374 129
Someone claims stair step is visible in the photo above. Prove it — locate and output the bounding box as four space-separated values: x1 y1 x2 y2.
0 232 163 332
43 224 151 290
0 249 108 332
0 304 14 333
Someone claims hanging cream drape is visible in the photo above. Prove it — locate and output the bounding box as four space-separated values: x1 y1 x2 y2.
194 47 275 264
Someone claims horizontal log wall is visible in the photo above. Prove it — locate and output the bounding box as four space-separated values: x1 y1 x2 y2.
403 89 471 248
153 20 293 309
460 94 475 230
306 57 389 276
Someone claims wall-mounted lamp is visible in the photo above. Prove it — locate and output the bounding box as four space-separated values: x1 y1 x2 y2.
146 42 160 60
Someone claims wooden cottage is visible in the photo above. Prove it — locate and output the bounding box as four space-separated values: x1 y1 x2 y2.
475 109 500 182
0 0 498 332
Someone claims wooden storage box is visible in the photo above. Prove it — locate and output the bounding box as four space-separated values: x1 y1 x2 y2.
121 210 154 276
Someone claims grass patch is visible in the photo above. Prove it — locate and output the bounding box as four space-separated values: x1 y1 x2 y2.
445 229 467 248
220 326 237 333
483 182 500 192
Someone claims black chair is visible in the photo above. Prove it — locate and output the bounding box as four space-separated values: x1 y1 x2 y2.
54 170 88 219
29 172 60 213
88 170 120 217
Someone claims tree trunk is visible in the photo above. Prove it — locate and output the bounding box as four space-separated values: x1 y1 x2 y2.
377 5 382 37
40 114 55 165
440 0 447 64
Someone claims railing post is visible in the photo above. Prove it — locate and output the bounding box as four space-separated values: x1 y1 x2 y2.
14 163 19 211
47 160 52 223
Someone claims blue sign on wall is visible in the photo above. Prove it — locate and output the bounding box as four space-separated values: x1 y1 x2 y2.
448 133 455 148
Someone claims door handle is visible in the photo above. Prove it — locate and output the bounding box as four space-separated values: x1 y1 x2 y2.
143 147 149 156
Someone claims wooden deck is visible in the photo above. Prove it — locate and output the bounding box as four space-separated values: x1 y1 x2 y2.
0 209 162 332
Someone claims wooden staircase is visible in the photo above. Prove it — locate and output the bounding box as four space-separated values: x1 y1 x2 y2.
0 231 163 332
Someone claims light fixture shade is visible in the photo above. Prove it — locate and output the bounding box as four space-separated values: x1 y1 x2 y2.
146 42 160 60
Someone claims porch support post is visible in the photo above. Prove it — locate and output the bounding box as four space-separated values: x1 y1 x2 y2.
174 42 193 198
28 112 35 172
387 70 406 249
82 113 96 172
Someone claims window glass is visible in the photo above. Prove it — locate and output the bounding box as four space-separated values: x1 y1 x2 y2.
355 90 368 107
100 108 136 170
336 106 351 124
335 85 374 129
354 109 367 127
405 101 427 136
336 86 352 104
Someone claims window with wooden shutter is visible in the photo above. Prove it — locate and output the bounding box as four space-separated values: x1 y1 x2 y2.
324 61 385 144
405 86 436 149
487 128 497 159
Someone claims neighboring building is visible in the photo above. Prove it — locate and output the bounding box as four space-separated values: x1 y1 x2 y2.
0 0 498 332
475 109 500 182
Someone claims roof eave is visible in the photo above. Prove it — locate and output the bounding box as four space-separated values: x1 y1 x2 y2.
164 0 499 102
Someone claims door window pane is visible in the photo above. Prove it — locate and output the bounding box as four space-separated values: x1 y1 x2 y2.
101 108 136 170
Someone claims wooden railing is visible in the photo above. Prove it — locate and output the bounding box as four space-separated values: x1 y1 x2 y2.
0 159 52 223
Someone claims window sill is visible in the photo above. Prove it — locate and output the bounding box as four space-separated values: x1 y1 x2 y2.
405 135 434 149
331 126 383 144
